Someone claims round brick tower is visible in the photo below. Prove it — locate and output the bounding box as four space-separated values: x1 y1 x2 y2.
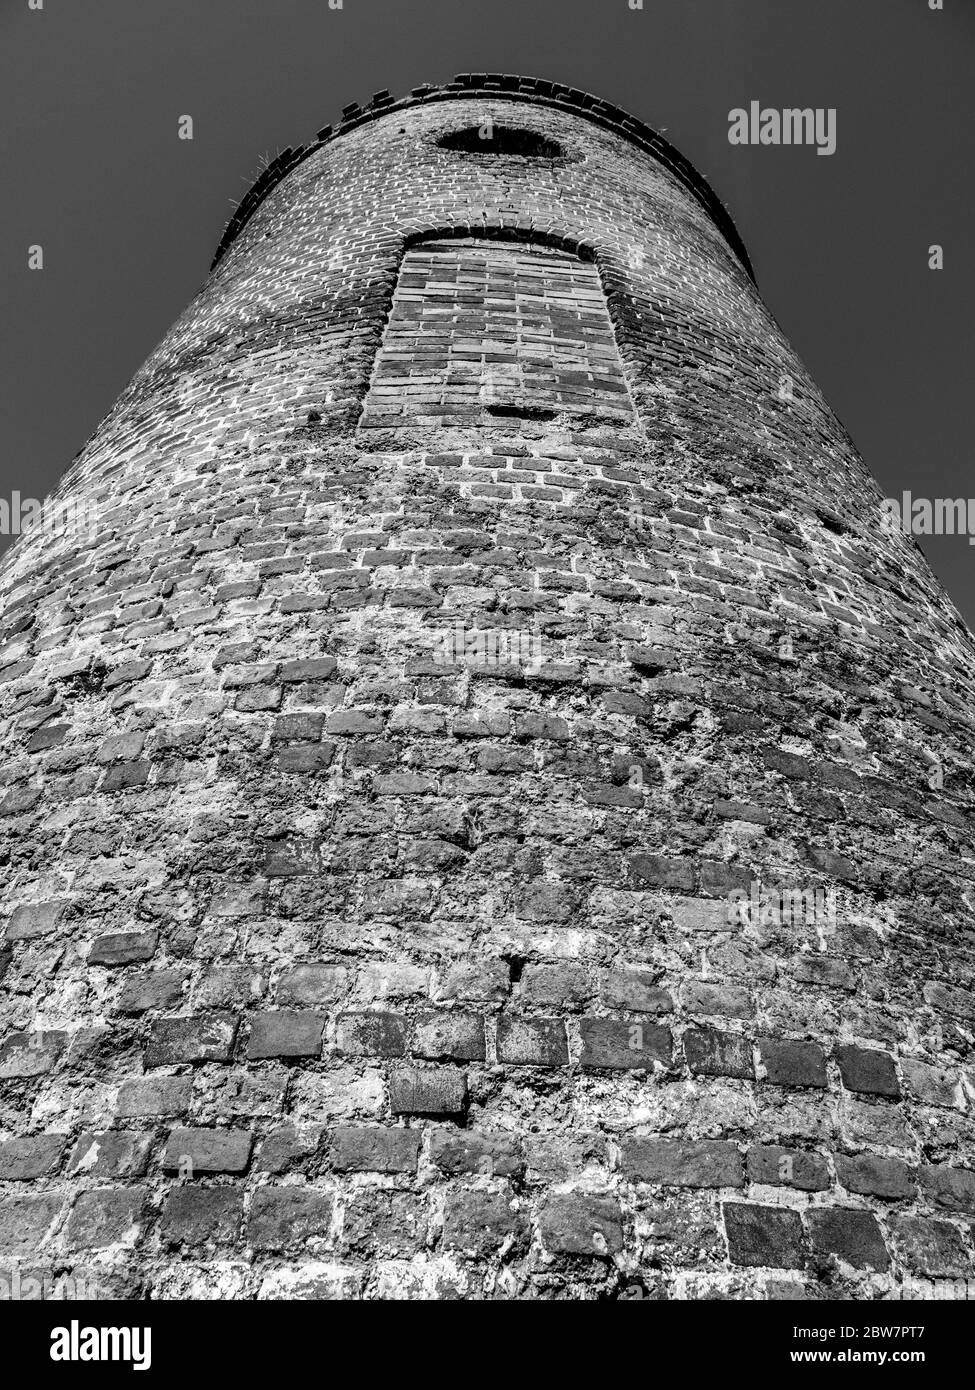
2 74 974 1302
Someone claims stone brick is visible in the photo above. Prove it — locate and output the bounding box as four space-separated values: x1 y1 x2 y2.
0 1134 65 1180
622 1139 744 1188
918 1165 975 1215
0 1029 66 1079
429 1129 523 1179
900 1057 958 1109
334 1011 407 1058
145 1013 238 1066
600 969 672 1014
682 981 753 1019
806 1208 890 1270
389 1066 467 1115
247 1185 333 1251
834 1044 900 1098
329 1125 421 1174
629 854 695 891
162 1128 253 1174
255 1124 323 1174
341 1190 426 1257
579 1018 672 1070
495 1016 568 1067
117 967 188 1015
723 1203 807 1269
538 1194 624 1257
443 1189 527 1254
5 900 65 942
160 1188 243 1247
247 1010 324 1059
193 966 266 1009
88 930 159 966
276 963 348 1006
757 1037 827 1089
0 1195 64 1254
412 1012 486 1061
67 1132 151 1179
116 1076 192 1118
65 1188 147 1250
794 955 853 990
746 1146 830 1193
887 1215 972 1278
684 1027 754 1079
437 960 510 1003
833 1153 915 1200
520 963 588 1007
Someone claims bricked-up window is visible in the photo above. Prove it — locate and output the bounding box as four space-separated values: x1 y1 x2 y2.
359 239 633 429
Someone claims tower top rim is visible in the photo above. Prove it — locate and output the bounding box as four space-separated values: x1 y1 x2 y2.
209 73 755 282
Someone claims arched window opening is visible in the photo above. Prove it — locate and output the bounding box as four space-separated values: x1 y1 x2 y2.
436 125 565 158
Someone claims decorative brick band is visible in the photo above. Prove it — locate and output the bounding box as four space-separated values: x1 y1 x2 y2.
209 73 755 282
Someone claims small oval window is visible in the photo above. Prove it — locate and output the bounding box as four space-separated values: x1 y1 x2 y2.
437 125 565 158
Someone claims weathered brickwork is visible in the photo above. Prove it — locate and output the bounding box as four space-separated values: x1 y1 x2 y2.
360 240 633 428
1 75 974 1301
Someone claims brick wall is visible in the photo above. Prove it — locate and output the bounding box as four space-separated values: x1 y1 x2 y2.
0 81 973 1301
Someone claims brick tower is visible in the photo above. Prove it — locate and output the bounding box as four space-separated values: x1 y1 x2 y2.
2 75 974 1302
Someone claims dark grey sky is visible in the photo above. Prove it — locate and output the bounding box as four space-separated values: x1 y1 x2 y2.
2 0 973 623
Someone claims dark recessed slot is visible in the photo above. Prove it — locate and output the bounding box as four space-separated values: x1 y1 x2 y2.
438 126 565 158
486 403 557 421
